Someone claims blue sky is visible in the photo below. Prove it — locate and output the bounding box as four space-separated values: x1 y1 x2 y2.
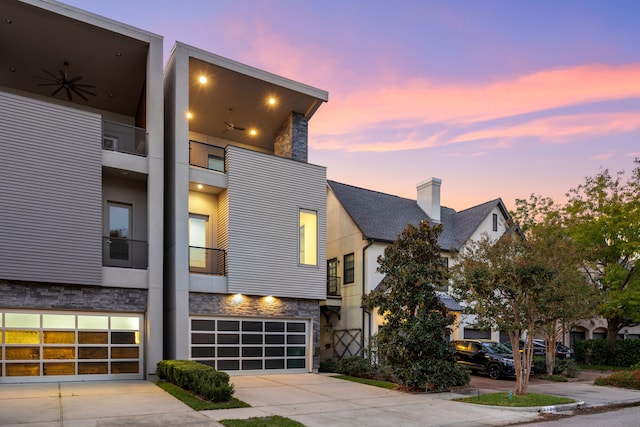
66 0 640 210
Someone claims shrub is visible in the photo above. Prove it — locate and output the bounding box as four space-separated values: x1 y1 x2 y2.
450 363 471 387
337 356 375 378
157 360 233 402
575 339 640 367
319 359 340 373
594 370 640 390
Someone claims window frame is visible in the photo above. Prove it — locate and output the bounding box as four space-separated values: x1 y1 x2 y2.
343 253 355 284
492 213 498 232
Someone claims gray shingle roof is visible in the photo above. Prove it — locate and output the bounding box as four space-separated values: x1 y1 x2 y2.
328 180 508 252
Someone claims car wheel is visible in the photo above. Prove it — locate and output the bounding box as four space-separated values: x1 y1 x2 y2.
487 364 502 380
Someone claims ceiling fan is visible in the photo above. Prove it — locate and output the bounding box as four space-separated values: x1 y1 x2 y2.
35 61 97 101
224 108 246 132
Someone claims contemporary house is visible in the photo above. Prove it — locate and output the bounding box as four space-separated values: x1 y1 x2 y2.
322 178 513 360
163 43 328 373
0 0 164 382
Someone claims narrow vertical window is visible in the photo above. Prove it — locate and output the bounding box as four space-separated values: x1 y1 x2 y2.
108 203 131 264
492 213 498 232
189 215 209 271
299 209 317 265
344 253 355 284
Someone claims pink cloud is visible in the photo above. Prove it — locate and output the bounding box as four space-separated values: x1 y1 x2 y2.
452 112 640 145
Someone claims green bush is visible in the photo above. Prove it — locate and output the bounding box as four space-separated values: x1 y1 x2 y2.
337 356 375 378
319 359 340 373
450 363 471 387
157 360 234 402
575 339 640 367
594 370 640 390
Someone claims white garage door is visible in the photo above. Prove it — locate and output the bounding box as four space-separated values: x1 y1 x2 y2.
0 310 143 383
190 317 310 373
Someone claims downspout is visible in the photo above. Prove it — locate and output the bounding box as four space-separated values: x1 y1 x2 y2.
361 239 375 354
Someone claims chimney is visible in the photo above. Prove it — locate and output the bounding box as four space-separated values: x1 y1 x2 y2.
416 177 442 222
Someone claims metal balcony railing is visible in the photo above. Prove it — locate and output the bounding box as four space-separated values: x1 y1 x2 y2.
102 237 148 269
189 140 225 172
102 120 147 156
327 275 341 297
189 246 226 275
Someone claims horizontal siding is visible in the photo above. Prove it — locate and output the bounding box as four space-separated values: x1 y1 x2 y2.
0 91 102 285
226 146 326 299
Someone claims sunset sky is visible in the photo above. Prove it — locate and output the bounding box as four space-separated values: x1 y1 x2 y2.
66 0 640 211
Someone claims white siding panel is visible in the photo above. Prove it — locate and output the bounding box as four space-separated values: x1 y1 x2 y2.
0 92 103 285
226 146 326 299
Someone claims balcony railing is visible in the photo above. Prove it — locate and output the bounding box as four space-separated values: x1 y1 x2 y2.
189 140 225 172
189 246 226 275
327 275 341 297
102 120 147 156
102 237 148 269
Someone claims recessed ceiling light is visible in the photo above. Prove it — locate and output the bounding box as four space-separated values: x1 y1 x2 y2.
5 19 12 24
115 52 122 57
186 111 193 120
249 129 257 136
9 67 15 72
268 97 276 106
198 75 207 84
197 184 203 189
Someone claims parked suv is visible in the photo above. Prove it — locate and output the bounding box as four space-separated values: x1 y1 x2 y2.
452 339 516 379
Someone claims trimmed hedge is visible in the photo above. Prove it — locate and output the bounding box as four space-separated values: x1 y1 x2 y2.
157 360 234 402
575 339 640 367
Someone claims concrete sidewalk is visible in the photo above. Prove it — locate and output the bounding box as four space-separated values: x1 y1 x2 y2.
1 374 640 427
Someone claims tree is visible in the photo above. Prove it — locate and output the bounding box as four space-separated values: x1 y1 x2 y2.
564 159 640 339
363 221 460 391
512 195 597 374
451 232 541 395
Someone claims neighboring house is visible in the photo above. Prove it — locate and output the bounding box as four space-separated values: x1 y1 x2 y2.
322 178 512 361
0 0 164 382
163 43 328 373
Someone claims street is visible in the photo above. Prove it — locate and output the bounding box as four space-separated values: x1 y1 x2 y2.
518 405 640 427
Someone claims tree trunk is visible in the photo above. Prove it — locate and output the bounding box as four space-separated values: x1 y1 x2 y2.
606 318 621 340
545 336 556 375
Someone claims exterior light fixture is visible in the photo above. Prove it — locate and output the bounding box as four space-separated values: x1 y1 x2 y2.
198 75 207 84
186 111 193 120
197 184 203 189
249 129 257 136
268 97 276 106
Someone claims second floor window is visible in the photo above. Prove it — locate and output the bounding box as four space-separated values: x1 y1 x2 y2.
492 213 498 232
344 253 355 284
299 209 318 265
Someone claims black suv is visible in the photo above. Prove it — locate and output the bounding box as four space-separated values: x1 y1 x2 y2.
452 339 515 379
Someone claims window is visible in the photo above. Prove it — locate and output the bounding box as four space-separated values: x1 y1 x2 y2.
107 203 131 265
492 213 498 232
343 253 354 284
189 215 208 271
299 209 317 265
207 154 224 172
327 258 339 296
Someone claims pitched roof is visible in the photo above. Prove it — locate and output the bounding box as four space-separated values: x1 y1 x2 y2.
327 180 508 252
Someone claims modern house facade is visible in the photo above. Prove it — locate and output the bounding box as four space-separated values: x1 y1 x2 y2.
163 44 328 373
322 178 513 361
0 0 164 382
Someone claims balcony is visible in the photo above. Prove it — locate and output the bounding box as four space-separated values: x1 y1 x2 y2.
102 237 148 269
189 246 226 276
103 120 147 156
327 275 341 297
189 140 225 172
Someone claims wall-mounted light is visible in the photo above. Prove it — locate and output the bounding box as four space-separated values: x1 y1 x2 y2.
186 111 193 120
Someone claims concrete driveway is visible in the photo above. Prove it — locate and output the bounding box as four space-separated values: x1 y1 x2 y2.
205 374 542 426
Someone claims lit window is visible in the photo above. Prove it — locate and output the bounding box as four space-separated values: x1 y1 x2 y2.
299 209 317 265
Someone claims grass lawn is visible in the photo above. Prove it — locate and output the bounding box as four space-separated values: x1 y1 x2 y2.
454 392 575 407
331 374 398 390
220 415 305 427
539 374 569 382
155 381 250 410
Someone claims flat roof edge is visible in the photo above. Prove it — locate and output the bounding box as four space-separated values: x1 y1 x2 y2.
175 42 328 102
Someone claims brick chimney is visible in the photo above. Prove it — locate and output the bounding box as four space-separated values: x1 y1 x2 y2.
416 177 441 222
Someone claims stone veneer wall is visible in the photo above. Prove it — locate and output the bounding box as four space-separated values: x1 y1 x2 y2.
0 280 148 312
274 112 308 163
189 292 321 371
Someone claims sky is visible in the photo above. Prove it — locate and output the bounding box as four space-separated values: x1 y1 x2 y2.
65 0 640 212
